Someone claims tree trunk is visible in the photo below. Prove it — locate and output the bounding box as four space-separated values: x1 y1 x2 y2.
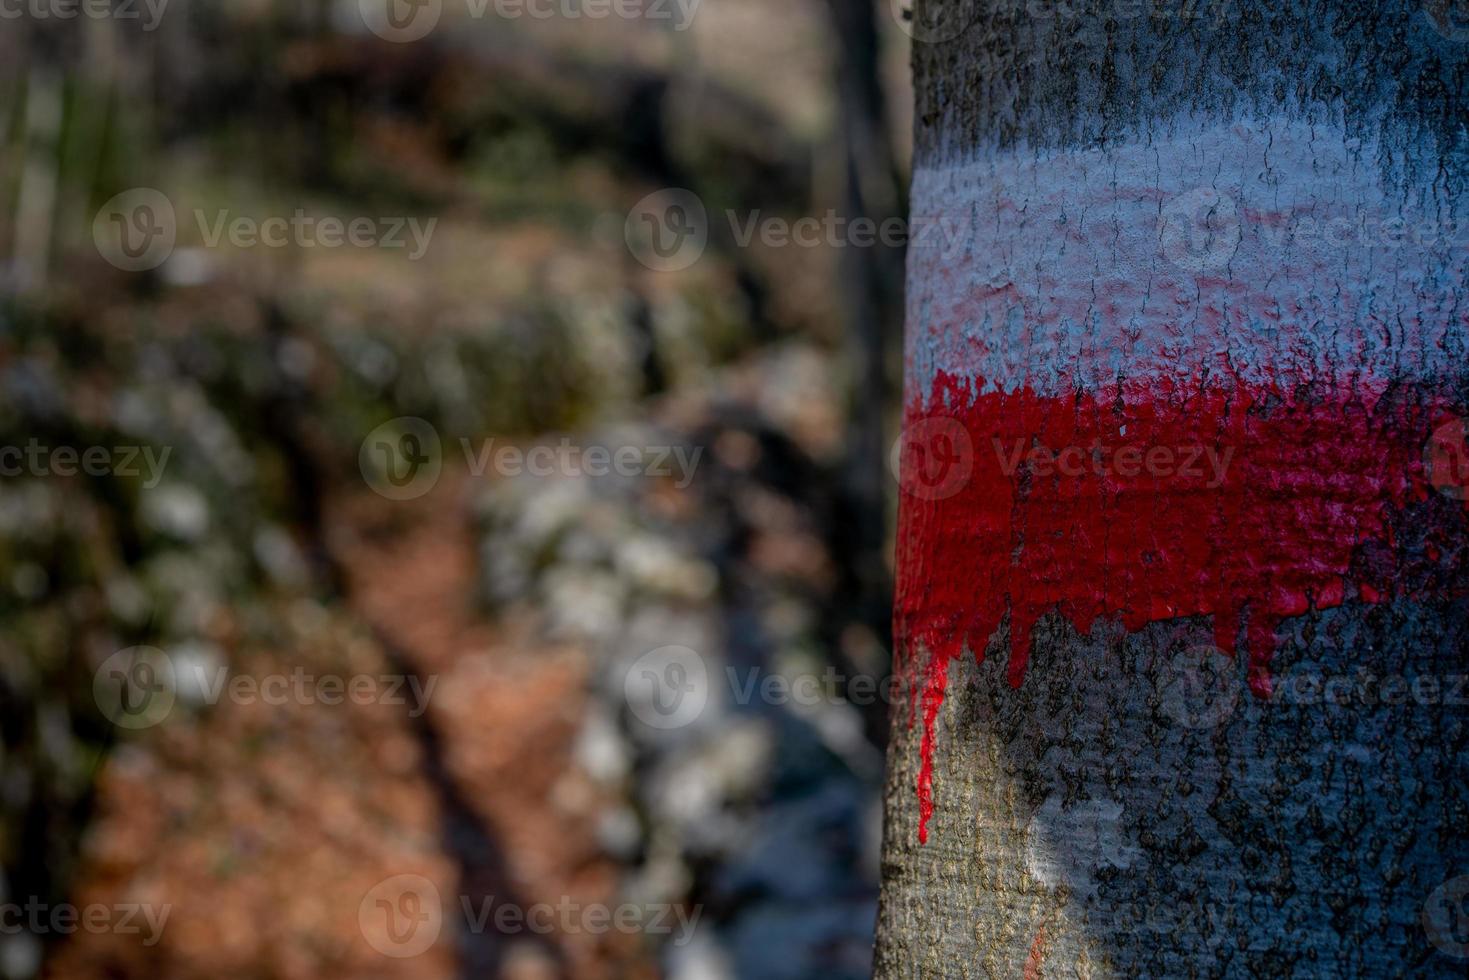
876 2 1468 976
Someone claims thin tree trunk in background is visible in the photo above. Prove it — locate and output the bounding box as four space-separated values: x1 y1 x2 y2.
825 0 905 652
14 63 63 291
878 1 1468 974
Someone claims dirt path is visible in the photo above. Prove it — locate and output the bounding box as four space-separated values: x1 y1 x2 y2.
47 464 649 980
326 467 646 980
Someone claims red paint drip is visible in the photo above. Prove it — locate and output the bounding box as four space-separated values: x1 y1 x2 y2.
1023 923 1049 980
895 372 1468 843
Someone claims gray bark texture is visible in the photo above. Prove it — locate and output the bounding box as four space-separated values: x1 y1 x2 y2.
875 2 1468 976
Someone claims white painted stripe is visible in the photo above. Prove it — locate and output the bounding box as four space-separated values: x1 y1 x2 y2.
905 117 1467 399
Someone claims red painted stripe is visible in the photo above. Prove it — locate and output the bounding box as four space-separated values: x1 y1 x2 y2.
896 372 1469 843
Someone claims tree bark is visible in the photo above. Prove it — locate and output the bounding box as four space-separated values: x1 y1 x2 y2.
876 2 1468 976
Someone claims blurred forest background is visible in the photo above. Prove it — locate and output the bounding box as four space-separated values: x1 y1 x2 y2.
0 1 913 977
